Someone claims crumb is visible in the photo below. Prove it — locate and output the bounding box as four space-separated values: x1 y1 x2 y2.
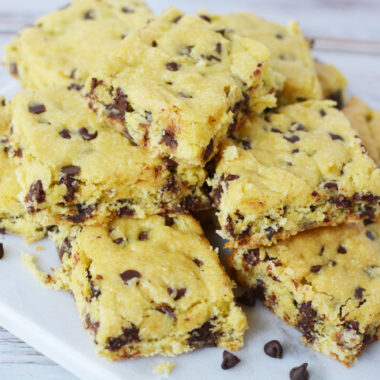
35 245 45 251
153 361 175 376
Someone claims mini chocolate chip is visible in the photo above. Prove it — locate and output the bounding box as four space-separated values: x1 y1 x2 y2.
364 219 374 226
236 288 256 307
366 230 376 241
311 265 322 273
138 231 148 241
79 127 98 141
199 14 211 22
161 130 178 150
242 139 251 150
188 321 217 348
10 62 18 76
166 62 180 71
59 129 71 139
319 109 326 117
344 320 359 332
290 363 309 380
216 42 222 54
167 287 186 300
121 6 134 13
107 325 140 351
68 204 96 223
276 33 284 39
207 55 221 62
58 237 71 261
264 340 283 358
329 132 344 141
28 103 46 114
265 226 277 240
172 15 182 23
113 237 124 245
27 180 46 204
83 10 95 19
324 182 338 191
221 351 240 370
271 128 282 133
156 304 176 320
284 135 299 143
89 278 101 299
164 215 175 226
291 149 299 154
328 90 344 109
355 287 365 300
67 83 83 91
178 45 193 56
120 270 141 285
61 165 80 176
151 40 157 47
225 174 239 181
337 245 347 254
193 258 203 267
0 243 4 259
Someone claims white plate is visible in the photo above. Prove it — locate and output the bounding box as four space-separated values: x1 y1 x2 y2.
0 1 380 379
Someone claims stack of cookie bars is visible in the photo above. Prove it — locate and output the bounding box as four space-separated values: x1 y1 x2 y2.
1 0 379 368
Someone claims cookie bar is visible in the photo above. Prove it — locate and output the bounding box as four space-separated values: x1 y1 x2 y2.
50 214 247 360
343 97 380 165
210 100 380 248
315 60 347 109
228 221 380 366
85 7 283 166
9 87 207 227
4 0 152 89
0 98 45 242
200 11 322 105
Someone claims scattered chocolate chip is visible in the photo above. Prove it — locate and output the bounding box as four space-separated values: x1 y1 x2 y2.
67 83 83 91
89 278 101 299
188 321 217 348
337 245 347 254
59 129 71 139
178 45 193 56
156 304 176 320
324 182 338 191
107 325 140 351
199 14 211 22
164 215 174 226
28 103 46 114
60 175 79 202
236 288 256 307
310 265 322 273
284 135 299 143
364 219 374 226
216 42 222 54
121 6 134 13
113 237 124 245
58 237 71 261
193 258 203 267
242 139 251 150
151 40 157 47
221 351 240 370
172 15 182 23
366 230 376 241
161 130 178 150
0 243 4 259
83 10 95 19
319 109 326 117
243 248 260 266
329 132 344 141
290 363 309 380
355 287 365 300
265 226 277 240
328 90 344 110
167 287 186 300
68 204 96 223
291 149 299 154
79 127 98 141
264 340 283 358
203 139 214 161
120 270 141 285
27 180 46 204
275 33 284 39
10 62 18 76
85 314 99 334
138 231 148 241
344 320 359 332
117 200 135 217
207 55 221 62
166 62 180 71
61 165 80 176
13 148 22 158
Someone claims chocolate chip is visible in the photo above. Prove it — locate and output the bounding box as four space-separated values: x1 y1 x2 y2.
167 287 186 300
328 90 344 109
236 288 256 307
10 62 18 76
221 351 240 370
58 237 71 261
310 265 322 273
107 325 140 351
319 109 326 117
138 231 148 241
83 10 95 19
188 321 217 348
242 139 251 150
161 130 178 150
337 245 347 254
27 180 46 204
120 270 141 285
61 165 80 176
203 139 214 162
265 226 277 240
59 129 71 139
151 40 157 47
89 278 101 299
297 302 316 342
117 200 135 217
344 320 359 332
172 15 182 23
216 42 222 54
284 135 299 143
355 287 365 300
156 304 176 320
290 363 309 380
199 14 211 22
243 248 260 266
68 204 96 223
178 45 193 56
193 258 203 267
164 215 174 226
121 6 134 13
364 219 374 226
275 33 284 39
166 62 180 71
324 182 338 191
85 314 99 335
113 237 124 245
329 132 344 141
0 243 4 259
60 175 78 202
295 123 305 131
67 83 83 91
79 127 98 141
366 230 376 241
271 128 282 134
207 55 221 62
28 103 46 114
13 148 22 158
264 340 283 358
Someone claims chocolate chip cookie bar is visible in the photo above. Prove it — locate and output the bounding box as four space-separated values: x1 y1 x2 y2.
315 60 347 109
200 11 322 105
50 214 247 360
0 98 45 242
9 87 207 227
86 7 283 166
4 0 153 89
343 96 380 164
228 220 380 366
210 100 380 248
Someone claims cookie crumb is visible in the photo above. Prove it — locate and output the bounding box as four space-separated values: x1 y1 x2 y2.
153 361 175 376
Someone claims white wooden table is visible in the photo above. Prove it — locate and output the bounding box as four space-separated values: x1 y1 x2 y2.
0 1 379 379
